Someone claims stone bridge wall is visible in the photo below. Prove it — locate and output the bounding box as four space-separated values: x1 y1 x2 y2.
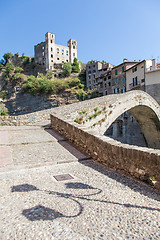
51 114 160 188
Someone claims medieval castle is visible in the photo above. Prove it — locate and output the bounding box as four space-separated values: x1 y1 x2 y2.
34 32 77 70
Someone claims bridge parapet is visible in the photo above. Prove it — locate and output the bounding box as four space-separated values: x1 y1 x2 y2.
50 91 160 189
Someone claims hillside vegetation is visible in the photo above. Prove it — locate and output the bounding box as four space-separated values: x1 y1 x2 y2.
0 53 98 115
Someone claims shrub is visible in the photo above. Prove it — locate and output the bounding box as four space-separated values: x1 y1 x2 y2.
0 64 4 71
5 63 14 74
0 91 7 99
72 58 80 73
63 62 72 77
3 52 13 64
76 89 88 101
68 78 81 88
22 56 30 66
15 67 23 73
13 73 25 82
46 70 52 79
2 63 14 81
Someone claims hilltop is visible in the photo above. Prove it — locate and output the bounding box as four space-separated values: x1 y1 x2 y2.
0 53 89 115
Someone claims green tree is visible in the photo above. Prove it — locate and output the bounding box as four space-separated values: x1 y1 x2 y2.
46 70 53 79
72 58 80 73
15 66 23 73
3 52 13 64
63 62 72 77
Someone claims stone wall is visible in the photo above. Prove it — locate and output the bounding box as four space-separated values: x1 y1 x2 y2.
51 114 160 189
0 108 54 126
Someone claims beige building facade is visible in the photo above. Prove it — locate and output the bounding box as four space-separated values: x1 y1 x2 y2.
34 32 77 70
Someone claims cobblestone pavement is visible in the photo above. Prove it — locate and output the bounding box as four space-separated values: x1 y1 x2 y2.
0 123 89 171
0 123 160 239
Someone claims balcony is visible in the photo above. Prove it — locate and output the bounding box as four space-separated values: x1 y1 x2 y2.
129 81 141 90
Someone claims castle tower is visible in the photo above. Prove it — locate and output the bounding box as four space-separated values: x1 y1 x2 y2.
68 39 77 63
45 32 55 70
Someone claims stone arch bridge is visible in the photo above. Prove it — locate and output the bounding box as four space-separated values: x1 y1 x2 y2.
51 90 160 186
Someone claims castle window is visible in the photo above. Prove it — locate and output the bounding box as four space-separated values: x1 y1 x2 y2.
73 46 75 49
51 47 53 51
51 60 53 62
57 58 59 60
52 35 54 38
51 54 53 58
66 60 68 62
62 61 64 63
51 40 52 43
62 53 64 55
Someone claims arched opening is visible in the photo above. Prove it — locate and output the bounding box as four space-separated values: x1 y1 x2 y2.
104 105 160 149
104 112 147 147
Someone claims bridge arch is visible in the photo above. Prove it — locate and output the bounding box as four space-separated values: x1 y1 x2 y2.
95 91 160 149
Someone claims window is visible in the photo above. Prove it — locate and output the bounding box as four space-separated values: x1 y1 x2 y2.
104 83 107 88
73 46 75 49
66 60 68 62
93 70 96 73
135 66 137 71
114 88 119 94
104 77 106 81
51 47 53 51
57 48 59 51
132 68 134 73
108 76 111 79
50 66 52 69
66 50 68 54
88 71 91 74
122 78 125 84
133 77 138 86
108 82 111 86
105 91 108 95
121 88 125 93
57 58 59 60
51 54 53 58
51 40 52 43
93 65 95 68
115 69 118 75
62 49 64 52
73 53 75 57
89 66 91 69
62 61 64 63
115 78 118 84
94 75 96 78
89 76 91 79
51 60 53 62
122 66 124 72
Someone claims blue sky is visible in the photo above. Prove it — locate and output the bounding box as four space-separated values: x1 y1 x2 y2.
0 0 160 65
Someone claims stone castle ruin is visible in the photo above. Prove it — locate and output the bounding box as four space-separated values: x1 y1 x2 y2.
34 32 77 71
